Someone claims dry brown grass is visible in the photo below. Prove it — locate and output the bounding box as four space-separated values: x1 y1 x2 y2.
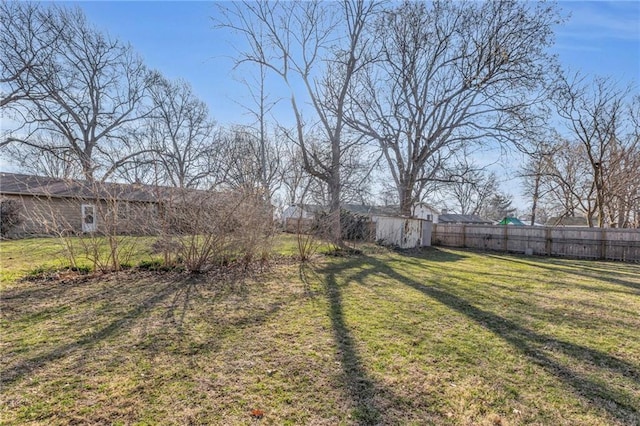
1 242 639 425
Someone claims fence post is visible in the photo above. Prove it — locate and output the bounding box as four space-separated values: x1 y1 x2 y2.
600 228 606 260
545 227 552 256
462 224 466 248
431 223 436 245
503 225 508 252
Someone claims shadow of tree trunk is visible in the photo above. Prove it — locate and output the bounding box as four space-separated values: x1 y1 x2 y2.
363 254 640 424
323 266 381 425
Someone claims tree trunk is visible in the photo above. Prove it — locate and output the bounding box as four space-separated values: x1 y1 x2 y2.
530 174 541 226
328 174 341 245
398 175 415 217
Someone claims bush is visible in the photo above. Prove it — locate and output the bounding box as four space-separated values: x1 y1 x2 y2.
0 198 22 238
156 189 274 273
340 209 372 241
314 209 372 242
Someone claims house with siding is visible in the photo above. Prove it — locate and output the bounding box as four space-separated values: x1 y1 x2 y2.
0 172 168 237
544 216 592 227
282 202 439 225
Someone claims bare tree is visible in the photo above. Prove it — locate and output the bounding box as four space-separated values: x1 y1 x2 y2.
1 4 153 182
543 137 593 221
518 140 559 225
2 133 81 179
145 76 218 188
217 126 282 198
553 74 636 227
444 166 500 216
345 0 561 215
0 2 61 108
279 140 316 208
233 54 282 198
604 137 640 227
217 0 380 244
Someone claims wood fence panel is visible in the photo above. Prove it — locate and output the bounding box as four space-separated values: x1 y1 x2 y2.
432 224 640 262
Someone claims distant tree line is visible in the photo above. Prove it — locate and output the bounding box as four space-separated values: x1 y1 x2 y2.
2 1 638 231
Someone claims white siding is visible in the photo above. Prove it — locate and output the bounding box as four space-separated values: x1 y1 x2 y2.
375 216 425 248
413 204 439 223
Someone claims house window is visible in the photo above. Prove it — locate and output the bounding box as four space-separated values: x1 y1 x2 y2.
82 204 97 233
426 214 432 221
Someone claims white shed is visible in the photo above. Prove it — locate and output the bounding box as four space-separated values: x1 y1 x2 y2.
375 216 431 248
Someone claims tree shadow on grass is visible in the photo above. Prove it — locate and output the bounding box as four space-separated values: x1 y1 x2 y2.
390 246 468 263
1 277 182 386
164 275 204 330
2 270 288 387
359 254 640 424
307 259 382 425
486 254 640 293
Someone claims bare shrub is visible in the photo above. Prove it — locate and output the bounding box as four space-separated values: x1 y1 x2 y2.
339 209 372 242
231 191 275 266
157 189 274 273
0 198 22 238
296 214 329 262
21 179 156 272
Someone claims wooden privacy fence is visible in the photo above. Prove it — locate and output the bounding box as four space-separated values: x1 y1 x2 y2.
432 224 640 262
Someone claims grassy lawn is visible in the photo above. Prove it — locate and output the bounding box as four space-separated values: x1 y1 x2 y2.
0 236 159 287
1 237 639 425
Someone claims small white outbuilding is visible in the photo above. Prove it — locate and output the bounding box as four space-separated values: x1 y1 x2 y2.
374 216 432 249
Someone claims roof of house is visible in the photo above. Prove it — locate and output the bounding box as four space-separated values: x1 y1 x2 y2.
414 202 440 214
295 203 413 217
544 216 590 227
292 204 328 214
342 204 401 216
1 172 179 202
438 213 493 224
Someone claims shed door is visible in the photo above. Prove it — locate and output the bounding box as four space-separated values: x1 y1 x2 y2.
82 204 97 233
421 221 432 247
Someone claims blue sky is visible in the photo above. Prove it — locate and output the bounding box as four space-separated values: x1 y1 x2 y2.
70 1 639 126
4 1 638 208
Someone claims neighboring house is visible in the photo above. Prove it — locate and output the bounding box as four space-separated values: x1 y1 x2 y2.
281 202 434 247
545 216 591 227
282 202 439 224
412 202 440 223
437 213 493 225
281 204 325 232
1 172 167 236
342 203 399 218
281 204 327 223
497 217 526 226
